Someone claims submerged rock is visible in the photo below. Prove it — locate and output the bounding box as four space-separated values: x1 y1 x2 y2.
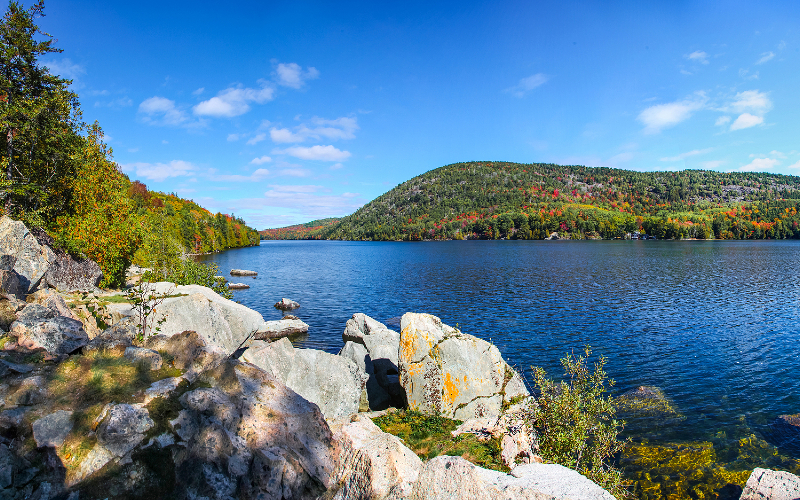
398 312 529 420
767 414 800 454
241 337 365 419
615 385 684 427
741 467 800 500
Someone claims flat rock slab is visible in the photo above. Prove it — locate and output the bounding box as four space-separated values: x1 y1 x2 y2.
32 410 74 448
227 283 250 289
241 337 365 419
741 467 800 500
254 318 309 340
230 269 257 276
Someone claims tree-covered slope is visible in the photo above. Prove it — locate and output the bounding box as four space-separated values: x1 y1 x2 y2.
307 161 800 241
259 217 340 240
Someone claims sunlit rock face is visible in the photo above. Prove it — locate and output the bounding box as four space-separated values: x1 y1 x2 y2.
397 312 528 421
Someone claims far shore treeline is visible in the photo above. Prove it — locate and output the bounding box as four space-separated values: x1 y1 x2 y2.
0 2 259 288
262 162 800 242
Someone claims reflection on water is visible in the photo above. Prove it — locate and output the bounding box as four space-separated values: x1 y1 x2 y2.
200 239 800 497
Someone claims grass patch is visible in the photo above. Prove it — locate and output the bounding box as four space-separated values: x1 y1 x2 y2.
0 334 10 350
48 351 183 409
373 410 507 472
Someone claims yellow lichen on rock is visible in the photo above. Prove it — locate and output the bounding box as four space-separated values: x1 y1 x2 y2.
442 371 460 407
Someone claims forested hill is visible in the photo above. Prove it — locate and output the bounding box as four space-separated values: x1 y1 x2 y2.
302 161 800 241
259 217 340 240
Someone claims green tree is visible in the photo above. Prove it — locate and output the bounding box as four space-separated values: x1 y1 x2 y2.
531 347 629 498
0 0 81 225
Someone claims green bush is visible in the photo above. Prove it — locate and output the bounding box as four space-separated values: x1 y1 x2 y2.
530 347 630 498
143 259 231 299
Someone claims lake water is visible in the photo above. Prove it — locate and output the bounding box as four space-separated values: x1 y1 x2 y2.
200 240 800 497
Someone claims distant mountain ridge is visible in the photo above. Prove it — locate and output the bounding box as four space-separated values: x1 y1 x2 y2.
259 218 341 240
268 162 800 241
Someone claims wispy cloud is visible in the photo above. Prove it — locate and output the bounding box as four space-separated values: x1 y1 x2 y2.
715 116 731 127
505 73 549 98
275 62 319 89
701 160 725 169
756 51 775 64
250 156 272 165
120 160 195 182
686 50 709 64
207 168 270 182
730 113 763 130
138 97 188 126
270 116 359 144
728 90 772 114
739 157 779 172
637 93 707 134
43 58 85 81
273 145 351 162
194 81 274 118
246 133 267 145
660 148 714 162
787 160 800 170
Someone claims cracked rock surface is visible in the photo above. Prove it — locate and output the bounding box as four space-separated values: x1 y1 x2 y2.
398 312 529 421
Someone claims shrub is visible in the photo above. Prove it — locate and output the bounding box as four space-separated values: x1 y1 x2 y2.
530 347 630 498
143 259 231 299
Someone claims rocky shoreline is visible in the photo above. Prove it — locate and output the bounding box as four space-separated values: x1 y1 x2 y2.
1 215 799 500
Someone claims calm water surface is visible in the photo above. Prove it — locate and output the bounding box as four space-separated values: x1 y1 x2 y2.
201 240 800 492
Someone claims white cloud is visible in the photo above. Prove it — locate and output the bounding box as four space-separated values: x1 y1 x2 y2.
227 134 240 142
273 145 351 161
342 192 359 198
756 51 775 64
505 73 549 98
194 81 274 117
265 185 322 195
275 62 320 89
769 150 787 159
250 156 272 165
730 113 763 130
715 116 731 126
138 97 187 125
728 90 772 114
270 116 359 143
246 133 267 145
686 51 709 64
270 128 305 143
680 69 692 75
329 163 344 170
607 152 634 164
778 41 787 50
120 160 195 182
277 168 313 177
739 157 779 172
94 97 133 108
637 94 706 134
192 87 205 95
787 160 800 170
701 160 725 169
44 58 85 81
660 148 714 162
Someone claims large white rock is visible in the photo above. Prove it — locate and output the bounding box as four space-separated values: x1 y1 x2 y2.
254 318 309 340
740 467 800 500
241 337 366 420
398 313 529 420
142 282 264 355
331 414 423 500
409 456 616 500
0 216 55 293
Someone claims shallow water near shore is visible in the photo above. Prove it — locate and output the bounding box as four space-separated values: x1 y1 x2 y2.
200 239 800 498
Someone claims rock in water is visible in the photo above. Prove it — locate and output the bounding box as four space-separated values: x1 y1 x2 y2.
274 297 300 310
230 269 257 276
338 313 404 410
253 318 309 340
44 251 103 292
398 312 529 420
227 282 250 289
10 304 89 355
740 467 800 500
241 337 365 419
0 216 56 293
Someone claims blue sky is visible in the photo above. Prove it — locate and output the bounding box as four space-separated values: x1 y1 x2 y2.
37 1 800 228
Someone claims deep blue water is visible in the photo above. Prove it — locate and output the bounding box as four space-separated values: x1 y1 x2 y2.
200 240 800 453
